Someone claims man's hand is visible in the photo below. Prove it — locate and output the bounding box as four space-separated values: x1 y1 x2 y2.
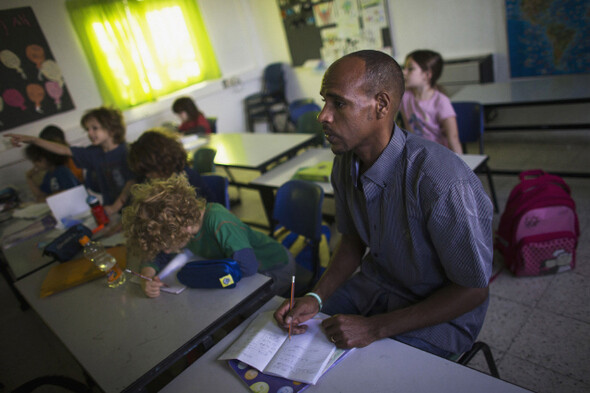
274 296 321 335
322 314 381 349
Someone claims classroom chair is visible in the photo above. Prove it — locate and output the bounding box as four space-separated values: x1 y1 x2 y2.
244 63 288 133
201 175 230 209
296 110 325 146
457 341 500 378
452 101 500 212
272 180 324 296
193 147 217 175
288 98 321 127
206 117 218 134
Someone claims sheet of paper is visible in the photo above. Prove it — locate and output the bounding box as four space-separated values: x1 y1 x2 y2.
157 249 194 294
265 318 335 384
46 185 91 229
219 310 337 384
219 311 287 372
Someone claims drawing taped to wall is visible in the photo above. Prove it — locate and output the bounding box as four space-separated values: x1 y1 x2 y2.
0 7 75 132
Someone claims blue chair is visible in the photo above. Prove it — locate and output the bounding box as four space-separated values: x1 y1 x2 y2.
244 63 288 133
452 101 499 213
288 99 321 126
201 175 230 209
272 180 324 295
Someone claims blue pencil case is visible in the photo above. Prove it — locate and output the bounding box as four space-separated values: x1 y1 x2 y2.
177 258 242 289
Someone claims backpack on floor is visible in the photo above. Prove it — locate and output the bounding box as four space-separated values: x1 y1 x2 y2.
495 170 579 276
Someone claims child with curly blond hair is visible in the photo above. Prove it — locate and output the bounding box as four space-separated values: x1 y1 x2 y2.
123 174 294 298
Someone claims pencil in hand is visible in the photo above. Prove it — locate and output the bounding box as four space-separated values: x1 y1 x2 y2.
289 275 295 340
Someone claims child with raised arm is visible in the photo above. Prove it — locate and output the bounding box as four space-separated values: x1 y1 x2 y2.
24 144 79 202
400 50 463 154
172 96 212 135
122 174 294 298
5 107 136 215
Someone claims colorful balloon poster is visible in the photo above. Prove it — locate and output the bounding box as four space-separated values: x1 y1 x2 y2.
0 7 75 131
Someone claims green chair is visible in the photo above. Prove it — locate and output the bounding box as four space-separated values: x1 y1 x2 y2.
296 110 324 146
193 147 217 175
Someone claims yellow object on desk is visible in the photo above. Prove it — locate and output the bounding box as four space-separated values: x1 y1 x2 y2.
39 246 127 298
291 161 333 182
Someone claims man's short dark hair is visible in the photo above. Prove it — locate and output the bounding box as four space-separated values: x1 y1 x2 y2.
342 50 405 102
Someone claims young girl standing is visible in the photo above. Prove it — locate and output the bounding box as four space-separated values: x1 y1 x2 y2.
5 107 135 215
400 50 463 154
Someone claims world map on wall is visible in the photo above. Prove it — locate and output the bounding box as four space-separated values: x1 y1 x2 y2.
506 0 590 77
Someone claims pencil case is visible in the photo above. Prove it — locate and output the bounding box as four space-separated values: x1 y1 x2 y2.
43 224 92 262
176 258 242 289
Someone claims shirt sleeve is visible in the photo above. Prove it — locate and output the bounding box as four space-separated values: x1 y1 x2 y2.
436 93 456 122
232 248 259 276
427 179 493 288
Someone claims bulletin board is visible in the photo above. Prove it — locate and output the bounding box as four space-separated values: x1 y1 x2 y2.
278 0 392 66
0 7 75 132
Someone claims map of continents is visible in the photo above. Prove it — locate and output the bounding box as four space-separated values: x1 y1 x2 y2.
506 0 590 77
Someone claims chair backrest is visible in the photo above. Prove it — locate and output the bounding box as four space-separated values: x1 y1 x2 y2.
193 147 217 174
452 101 485 154
273 180 324 288
289 101 321 125
201 175 230 209
263 63 285 97
296 110 324 146
206 117 217 134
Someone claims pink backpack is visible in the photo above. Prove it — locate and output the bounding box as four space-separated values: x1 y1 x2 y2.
495 170 579 276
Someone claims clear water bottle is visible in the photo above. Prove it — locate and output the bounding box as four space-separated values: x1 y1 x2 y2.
78 235 126 288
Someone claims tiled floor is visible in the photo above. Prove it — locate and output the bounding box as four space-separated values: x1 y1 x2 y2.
1 131 589 392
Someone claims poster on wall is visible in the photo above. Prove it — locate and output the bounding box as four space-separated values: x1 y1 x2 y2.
278 0 392 67
0 7 75 132
506 0 590 78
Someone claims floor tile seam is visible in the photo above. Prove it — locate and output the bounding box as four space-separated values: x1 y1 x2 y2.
498 299 537 360
502 351 590 386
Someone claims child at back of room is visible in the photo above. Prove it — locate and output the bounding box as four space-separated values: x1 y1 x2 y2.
24 144 79 202
172 96 212 135
5 107 136 216
400 49 463 154
127 127 214 202
122 175 295 298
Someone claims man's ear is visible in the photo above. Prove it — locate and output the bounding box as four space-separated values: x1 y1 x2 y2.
375 91 391 119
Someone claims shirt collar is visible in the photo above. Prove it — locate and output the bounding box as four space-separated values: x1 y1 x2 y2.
351 125 406 190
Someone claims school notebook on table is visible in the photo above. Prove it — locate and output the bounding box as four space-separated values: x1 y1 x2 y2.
218 310 351 390
291 161 333 183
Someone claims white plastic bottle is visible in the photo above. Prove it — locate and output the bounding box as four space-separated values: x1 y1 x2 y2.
78 235 126 288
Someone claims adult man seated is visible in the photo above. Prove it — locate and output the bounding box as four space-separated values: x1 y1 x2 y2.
274 50 493 358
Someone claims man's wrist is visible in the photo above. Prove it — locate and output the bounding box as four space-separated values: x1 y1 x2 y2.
304 292 322 312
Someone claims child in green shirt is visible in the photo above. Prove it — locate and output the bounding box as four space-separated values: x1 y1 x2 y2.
122 174 294 297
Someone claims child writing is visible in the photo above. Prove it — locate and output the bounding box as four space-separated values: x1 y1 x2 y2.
172 96 212 135
400 49 463 154
24 144 79 202
122 174 295 298
5 107 135 215
127 127 214 202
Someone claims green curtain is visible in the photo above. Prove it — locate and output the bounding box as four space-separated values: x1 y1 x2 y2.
66 0 221 109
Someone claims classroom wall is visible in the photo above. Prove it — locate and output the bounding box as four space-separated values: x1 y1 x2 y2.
0 0 289 198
